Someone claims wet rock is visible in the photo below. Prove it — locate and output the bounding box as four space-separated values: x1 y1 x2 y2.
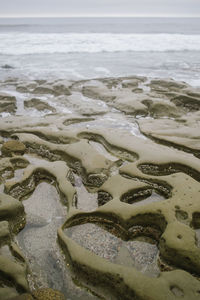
0 157 14 181
82 84 116 102
138 116 200 157
32 82 71 97
0 193 24 220
0 221 10 243
13 133 113 187
0 255 28 291
132 87 143 93
4 78 19 84
0 92 16 114
0 101 16 114
147 100 181 118
113 93 148 116
10 156 29 169
184 86 200 99
52 81 72 96
1 64 14 69
0 93 16 103
32 85 55 95
7 293 33 300
171 93 200 111
58 93 109 115
1 76 200 300
24 98 56 112
16 82 37 93
2 140 26 157
100 75 146 89
149 78 188 92
5 160 75 205
122 79 139 88
0 287 19 300
34 80 47 85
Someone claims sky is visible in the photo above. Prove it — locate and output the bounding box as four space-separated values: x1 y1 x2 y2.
0 0 200 17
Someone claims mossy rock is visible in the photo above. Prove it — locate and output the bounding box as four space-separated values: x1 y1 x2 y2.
1 140 26 156
32 288 65 300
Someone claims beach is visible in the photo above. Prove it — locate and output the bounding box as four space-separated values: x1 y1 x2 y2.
0 17 200 85
0 74 200 299
0 17 200 300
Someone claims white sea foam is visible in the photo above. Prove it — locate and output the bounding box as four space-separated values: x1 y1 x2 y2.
0 112 11 118
0 33 200 55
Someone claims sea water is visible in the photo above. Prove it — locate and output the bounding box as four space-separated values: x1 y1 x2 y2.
0 17 200 85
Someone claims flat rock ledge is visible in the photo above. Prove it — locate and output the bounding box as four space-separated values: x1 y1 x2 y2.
0 76 200 300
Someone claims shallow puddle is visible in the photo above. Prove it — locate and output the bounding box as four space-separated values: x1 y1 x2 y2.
65 223 160 277
17 182 99 299
196 229 200 248
17 182 67 291
6 168 25 184
66 112 147 140
74 174 98 211
132 191 165 207
80 93 108 109
24 154 49 165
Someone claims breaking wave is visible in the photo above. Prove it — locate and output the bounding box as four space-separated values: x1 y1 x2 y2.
0 33 200 55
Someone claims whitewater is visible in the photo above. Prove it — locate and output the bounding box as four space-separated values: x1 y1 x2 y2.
0 33 200 54
0 17 200 85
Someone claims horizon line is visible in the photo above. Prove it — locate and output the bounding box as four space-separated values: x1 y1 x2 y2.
0 14 200 18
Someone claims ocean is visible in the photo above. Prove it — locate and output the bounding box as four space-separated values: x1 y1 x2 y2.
0 17 200 86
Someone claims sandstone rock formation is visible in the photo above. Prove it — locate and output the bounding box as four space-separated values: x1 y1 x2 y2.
0 76 200 299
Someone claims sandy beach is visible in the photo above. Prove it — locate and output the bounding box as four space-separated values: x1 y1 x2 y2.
0 75 200 299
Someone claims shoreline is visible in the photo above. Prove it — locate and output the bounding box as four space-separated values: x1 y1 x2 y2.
0 75 200 299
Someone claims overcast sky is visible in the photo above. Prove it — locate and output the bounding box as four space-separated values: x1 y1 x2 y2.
0 0 200 17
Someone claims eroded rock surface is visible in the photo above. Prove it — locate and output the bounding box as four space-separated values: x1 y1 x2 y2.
0 92 17 114
0 76 200 300
2 141 26 157
24 98 56 113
